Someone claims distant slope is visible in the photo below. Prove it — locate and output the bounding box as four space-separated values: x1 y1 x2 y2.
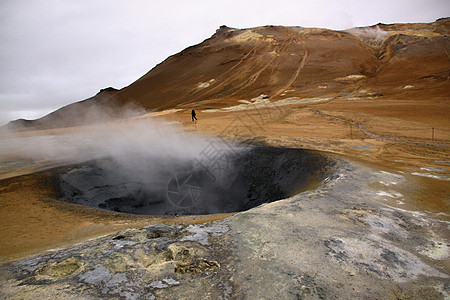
6 87 120 130
6 19 450 130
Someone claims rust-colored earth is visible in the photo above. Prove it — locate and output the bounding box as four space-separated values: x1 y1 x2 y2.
1 20 449 262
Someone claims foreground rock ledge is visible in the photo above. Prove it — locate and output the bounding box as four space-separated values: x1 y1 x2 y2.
0 160 448 299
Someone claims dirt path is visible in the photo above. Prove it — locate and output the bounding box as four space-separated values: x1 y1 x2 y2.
231 53 277 95
272 38 308 97
194 44 261 99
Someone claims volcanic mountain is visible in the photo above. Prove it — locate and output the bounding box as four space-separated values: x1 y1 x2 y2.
7 19 450 129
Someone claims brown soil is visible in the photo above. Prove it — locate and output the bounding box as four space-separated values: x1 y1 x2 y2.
0 170 233 262
171 99 450 215
1 20 449 262
2 92 448 262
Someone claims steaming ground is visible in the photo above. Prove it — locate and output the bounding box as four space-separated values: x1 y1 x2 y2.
0 20 449 298
1 112 334 216
57 147 333 215
0 139 448 299
0 109 449 299
0 115 244 261
0 116 237 180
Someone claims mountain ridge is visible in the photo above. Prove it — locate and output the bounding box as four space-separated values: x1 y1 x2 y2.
6 19 449 130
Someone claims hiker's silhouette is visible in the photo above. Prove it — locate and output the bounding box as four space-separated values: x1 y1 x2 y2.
191 109 197 121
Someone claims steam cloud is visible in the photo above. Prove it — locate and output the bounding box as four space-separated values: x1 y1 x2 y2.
1 108 332 215
0 108 247 214
1 108 235 171
346 25 388 45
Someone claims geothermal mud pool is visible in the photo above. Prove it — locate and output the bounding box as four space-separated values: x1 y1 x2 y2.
2 158 448 299
57 147 335 215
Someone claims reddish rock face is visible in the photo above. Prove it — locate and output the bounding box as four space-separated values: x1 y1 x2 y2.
7 20 449 129
114 20 449 109
115 26 379 110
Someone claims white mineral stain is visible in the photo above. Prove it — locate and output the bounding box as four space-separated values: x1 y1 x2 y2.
377 190 403 198
420 167 445 172
180 224 229 245
419 239 449 260
79 265 111 285
162 277 180 286
411 172 450 181
202 96 331 113
150 281 168 289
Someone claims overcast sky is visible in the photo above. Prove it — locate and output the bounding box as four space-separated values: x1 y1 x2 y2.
0 0 448 125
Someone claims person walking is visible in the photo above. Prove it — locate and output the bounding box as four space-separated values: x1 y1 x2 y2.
191 109 197 122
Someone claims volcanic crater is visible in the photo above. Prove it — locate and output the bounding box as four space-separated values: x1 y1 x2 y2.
57 146 335 215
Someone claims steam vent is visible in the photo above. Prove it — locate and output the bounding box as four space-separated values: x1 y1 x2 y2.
1 18 449 300
58 147 334 215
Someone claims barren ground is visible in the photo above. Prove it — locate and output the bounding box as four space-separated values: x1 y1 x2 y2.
1 21 449 299
0 96 448 262
0 96 449 299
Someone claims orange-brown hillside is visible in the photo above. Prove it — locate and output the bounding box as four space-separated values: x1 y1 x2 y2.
6 19 449 129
